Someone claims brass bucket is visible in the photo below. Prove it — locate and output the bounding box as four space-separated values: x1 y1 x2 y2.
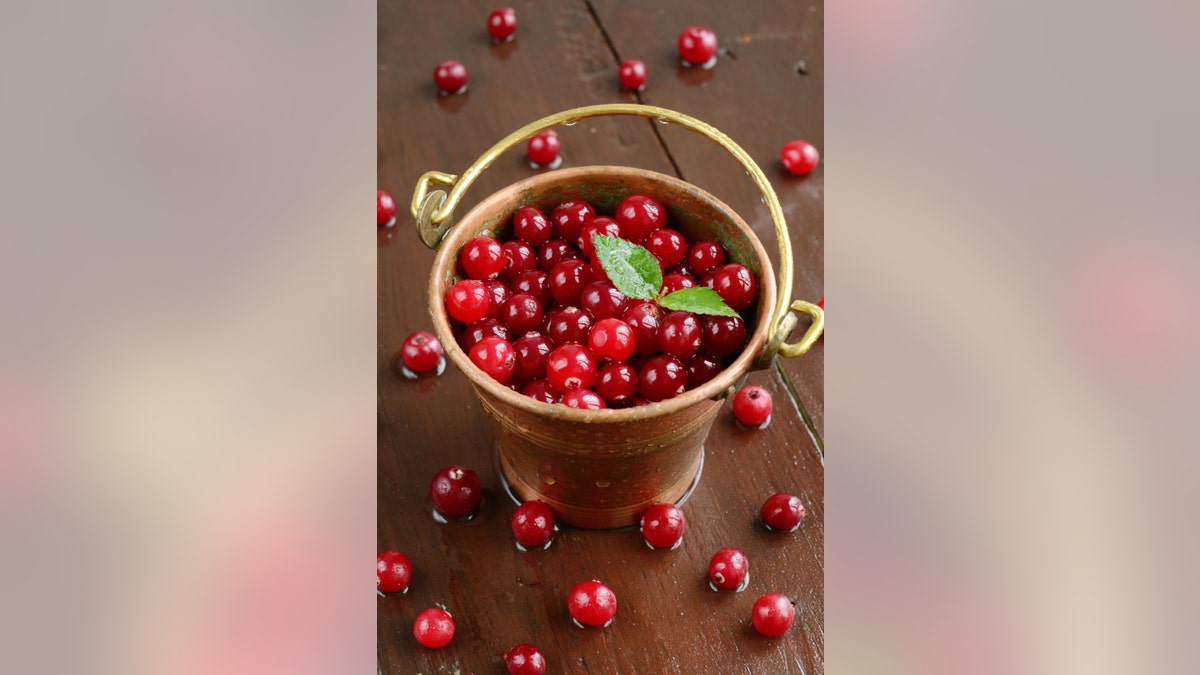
411 104 822 529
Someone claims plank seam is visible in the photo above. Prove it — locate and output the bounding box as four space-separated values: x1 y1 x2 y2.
773 359 823 456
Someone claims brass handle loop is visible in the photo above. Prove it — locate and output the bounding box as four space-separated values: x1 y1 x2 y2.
411 103 822 365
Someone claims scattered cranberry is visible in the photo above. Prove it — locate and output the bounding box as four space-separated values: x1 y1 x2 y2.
708 263 758 311
500 294 545 335
499 240 537 284
639 355 687 402
461 235 506 280
677 26 718 68
589 318 636 363
579 281 629 320
413 607 456 647
593 362 638 406
733 385 772 427
618 58 647 91
513 332 553 381
459 317 510 351
615 194 666 242
543 306 594 345
527 130 561 168
818 296 824 309
470 336 516 383
430 465 482 518
751 593 795 637
568 580 617 627
646 228 687 268
700 315 747 357
761 492 806 531
687 241 727 275
511 500 556 549
514 206 552 246
708 547 749 591
578 216 621 258
549 258 595 307
622 300 663 354
400 331 443 374
377 550 413 593
504 643 547 675
511 269 553 307
433 60 469 95
561 388 606 409
377 189 397 227
487 7 518 43
640 502 685 549
546 343 597 391
684 353 723 388
446 279 491 324
521 379 560 404
658 311 702 359
483 280 511 320
551 200 595 243
781 139 820 176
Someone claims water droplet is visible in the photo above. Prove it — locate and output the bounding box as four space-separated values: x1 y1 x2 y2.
656 117 669 125
563 120 578 126
595 479 610 488
515 539 553 552
645 537 683 551
541 473 556 485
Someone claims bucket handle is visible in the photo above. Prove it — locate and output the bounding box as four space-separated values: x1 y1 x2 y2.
410 103 823 366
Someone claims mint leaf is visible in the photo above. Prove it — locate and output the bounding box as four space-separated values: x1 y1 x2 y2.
592 233 662 300
658 287 739 317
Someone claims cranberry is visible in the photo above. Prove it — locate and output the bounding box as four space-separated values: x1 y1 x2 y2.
761 492 806 531
686 241 726 275
511 269 552 307
684 353 723 389
640 502 685 549
377 189 397 227
549 258 595 307
661 273 695 295
700 315 747 357
536 239 574 272
500 294 544 335
593 362 638 406
513 332 553 381
433 59 469 94
622 300 663 354
818 296 824 309
618 58 647 91
709 263 758 311
751 594 795 637
504 643 547 675
590 257 611 284
578 216 621 258
588 318 636 363
470 336 516 383
638 355 687 402
646 228 687 268
658 311 702 359
458 317 510 351
543 306 594 345
521 379 560 404
445 279 490 324
511 500 556 549
551 200 595 243
546 343 597 391
499 240 537 284
429 465 481 518
567 580 617 627
514 206 552 246
562 388 606 409
732 385 772 427
615 194 666 242
677 26 718 68
708 547 749 591
527 130 561 168
781 139 820 176
487 7 517 42
377 550 413 593
413 607 456 647
401 331 443 374
460 235 505 280
483 280 511 319
579 281 629 320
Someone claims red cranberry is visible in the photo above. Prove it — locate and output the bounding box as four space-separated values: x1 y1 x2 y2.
548 258 595 307
401 331 443 374
640 503 685 549
511 500 556 549
700 315 747 357
593 362 638 406
543 306 594 345
545 343 597 391
709 263 758 311
567 580 617 627
579 281 629 320
377 550 413 593
677 26 718 68
511 269 552 307
638 355 687 402
536 239 574 272
521 379 561 404
687 241 726 275
458 317 510 351
487 7 518 42
504 643 546 675
551 200 595 243
483 280 511 320
377 189 396 226
499 240 537 284
500 294 544 335
514 206 552 246
733 385 772 427
433 59 469 94
615 194 666 242
708 547 749 591
561 388 606 409
413 607 456 647
618 58 647 91
590 257 611 284
588 318 636 363
445 279 490 324
578 216 621 258
684 353 723 389
622 300 663 354
818 296 824 309
429 465 481 518
527 130 561 168
469 336 516 383
513 332 553 381
646 228 686 268
658 311 702 359
661 273 695 295
761 493 806 531
751 594 795 636
781 139 820 176
460 235 505 280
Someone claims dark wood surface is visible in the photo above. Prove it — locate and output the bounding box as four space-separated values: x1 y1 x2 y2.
378 1 823 672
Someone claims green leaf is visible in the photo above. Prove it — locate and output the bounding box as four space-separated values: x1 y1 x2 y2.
658 287 739 317
591 233 662 300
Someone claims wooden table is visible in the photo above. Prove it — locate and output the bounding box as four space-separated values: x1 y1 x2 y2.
378 1 823 671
